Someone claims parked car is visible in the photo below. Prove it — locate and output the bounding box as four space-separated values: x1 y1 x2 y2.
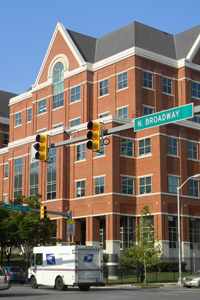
0 266 10 291
4 266 26 284
183 270 200 288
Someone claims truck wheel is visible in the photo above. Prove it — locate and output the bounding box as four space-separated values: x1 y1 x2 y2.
30 276 38 289
79 285 90 291
55 276 65 291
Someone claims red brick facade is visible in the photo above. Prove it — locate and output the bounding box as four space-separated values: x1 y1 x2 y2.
2 22 200 260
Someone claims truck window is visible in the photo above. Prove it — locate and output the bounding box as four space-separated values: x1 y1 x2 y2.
36 253 43 265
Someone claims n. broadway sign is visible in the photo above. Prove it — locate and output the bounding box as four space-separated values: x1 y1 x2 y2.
134 103 193 132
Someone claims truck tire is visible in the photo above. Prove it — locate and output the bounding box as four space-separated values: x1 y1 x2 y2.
79 285 90 291
55 276 65 291
30 276 38 289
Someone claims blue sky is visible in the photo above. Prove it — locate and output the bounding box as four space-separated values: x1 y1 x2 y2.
1 0 200 95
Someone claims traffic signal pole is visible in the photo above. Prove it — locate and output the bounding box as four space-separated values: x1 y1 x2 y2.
50 122 135 149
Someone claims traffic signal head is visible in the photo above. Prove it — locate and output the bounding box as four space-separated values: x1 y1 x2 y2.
40 205 47 219
87 121 100 152
35 134 48 162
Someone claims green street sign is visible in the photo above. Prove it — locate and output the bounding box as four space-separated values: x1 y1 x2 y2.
4 204 30 212
134 103 194 132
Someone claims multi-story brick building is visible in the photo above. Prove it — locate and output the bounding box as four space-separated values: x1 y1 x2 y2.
2 21 200 261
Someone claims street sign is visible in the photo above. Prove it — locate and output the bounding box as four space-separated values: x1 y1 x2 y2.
67 220 75 236
4 204 30 212
134 103 194 132
31 143 37 164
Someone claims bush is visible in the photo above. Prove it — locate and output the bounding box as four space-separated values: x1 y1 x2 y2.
118 257 137 269
103 253 109 263
157 261 186 272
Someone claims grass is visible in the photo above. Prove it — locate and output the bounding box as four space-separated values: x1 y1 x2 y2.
103 267 191 285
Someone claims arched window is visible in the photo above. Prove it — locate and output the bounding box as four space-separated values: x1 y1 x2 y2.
53 62 64 109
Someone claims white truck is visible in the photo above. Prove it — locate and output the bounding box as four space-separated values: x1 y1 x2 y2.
28 245 104 291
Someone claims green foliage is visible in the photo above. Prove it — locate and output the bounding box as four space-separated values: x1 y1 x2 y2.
123 205 162 283
118 257 137 269
103 253 109 263
157 261 186 272
0 194 56 272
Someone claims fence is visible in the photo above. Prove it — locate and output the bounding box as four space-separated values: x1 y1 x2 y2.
104 257 200 285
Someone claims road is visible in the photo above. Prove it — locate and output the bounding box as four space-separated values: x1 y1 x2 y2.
0 284 200 300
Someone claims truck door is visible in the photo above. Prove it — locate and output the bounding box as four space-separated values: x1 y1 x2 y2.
33 253 43 284
78 249 100 282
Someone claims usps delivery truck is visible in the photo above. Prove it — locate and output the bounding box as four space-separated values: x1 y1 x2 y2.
28 245 104 291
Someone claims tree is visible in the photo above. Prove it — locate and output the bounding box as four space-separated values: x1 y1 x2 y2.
123 205 162 284
1 194 56 278
15 194 53 277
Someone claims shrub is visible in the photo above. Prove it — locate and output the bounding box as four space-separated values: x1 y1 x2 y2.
118 257 137 269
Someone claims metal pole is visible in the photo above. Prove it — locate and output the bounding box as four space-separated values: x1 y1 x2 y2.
177 187 182 284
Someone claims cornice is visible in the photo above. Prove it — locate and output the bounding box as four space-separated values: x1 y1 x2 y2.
0 117 9 125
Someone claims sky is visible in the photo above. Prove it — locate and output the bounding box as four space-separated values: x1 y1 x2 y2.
1 0 200 95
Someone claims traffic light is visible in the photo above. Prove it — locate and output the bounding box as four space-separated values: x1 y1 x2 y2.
40 205 47 219
87 121 100 152
35 134 48 162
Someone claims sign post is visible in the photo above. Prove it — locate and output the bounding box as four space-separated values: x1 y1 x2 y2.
134 103 193 132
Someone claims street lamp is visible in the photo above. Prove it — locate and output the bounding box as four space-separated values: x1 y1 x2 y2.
177 173 200 284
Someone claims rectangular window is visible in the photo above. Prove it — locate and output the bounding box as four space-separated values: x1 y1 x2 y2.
38 99 47 115
71 118 80 127
118 72 127 90
71 86 81 103
194 115 200 123
192 82 200 99
189 179 198 197
36 253 43 265
167 137 178 156
3 195 7 204
99 112 109 118
76 144 85 161
95 176 105 194
190 219 200 250
121 176 134 195
143 71 153 89
99 218 106 249
168 175 178 194
3 133 9 145
120 217 134 249
14 157 23 201
139 138 151 156
188 141 198 160
4 163 8 178
121 139 133 157
28 108 32 122
139 176 151 194
99 79 108 96
143 106 154 116
30 161 39 197
163 77 172 94
168 216 178 248
15 112 22 126
118 107 128 118
76 181 85 197
47 149 57 200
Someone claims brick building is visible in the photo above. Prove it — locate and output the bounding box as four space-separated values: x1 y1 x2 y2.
2 21 200 260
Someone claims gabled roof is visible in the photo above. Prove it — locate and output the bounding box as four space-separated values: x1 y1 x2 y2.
0 90 18 119
65 21 200 63
33 21 200 92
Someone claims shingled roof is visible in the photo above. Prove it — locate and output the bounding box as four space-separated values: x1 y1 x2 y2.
66 21 200 63
0 90 18 119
